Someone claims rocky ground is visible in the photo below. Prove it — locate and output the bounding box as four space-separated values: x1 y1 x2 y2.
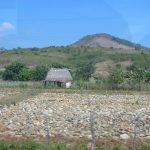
0 92 150 144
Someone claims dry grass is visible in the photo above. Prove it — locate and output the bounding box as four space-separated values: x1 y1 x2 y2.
0 88 149 106
0 89 43 106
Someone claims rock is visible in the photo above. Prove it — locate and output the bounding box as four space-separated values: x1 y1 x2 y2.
0 92 149 142
87 135 92 139
144 136 150 140
3 131 16 136
14 134 22 138
120 134 130 140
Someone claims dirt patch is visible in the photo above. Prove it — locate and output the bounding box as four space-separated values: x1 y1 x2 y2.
94 60 115 77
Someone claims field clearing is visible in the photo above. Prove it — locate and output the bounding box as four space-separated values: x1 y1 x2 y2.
0 88 43 106
0 88 149 105
0 89 149 146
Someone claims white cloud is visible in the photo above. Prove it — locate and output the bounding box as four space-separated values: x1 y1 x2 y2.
0 22 15 32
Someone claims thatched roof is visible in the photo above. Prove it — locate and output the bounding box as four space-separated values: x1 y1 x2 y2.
45 68 73 82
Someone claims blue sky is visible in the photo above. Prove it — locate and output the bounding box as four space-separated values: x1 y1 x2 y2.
0 0 150 49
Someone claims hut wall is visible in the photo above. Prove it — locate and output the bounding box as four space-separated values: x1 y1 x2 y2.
66 81 72 88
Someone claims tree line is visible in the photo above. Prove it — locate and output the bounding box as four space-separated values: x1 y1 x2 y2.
2 62 49 81
2 62 95 82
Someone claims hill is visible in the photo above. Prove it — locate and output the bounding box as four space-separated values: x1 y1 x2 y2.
71 33 148 50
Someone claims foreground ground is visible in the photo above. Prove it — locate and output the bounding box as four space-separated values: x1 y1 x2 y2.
0 89 149 147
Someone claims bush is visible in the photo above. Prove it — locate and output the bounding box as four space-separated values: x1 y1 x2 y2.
50 63 68 69
0 71 4 79
2 62 27 81
75 63 95 81
110 68 150 84
32 65 49 81
18 68 32 81
110 70 126 84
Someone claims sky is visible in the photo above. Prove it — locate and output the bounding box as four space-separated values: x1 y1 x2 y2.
0 0 150 49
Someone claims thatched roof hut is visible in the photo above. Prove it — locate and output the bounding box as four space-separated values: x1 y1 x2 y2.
44 68 73 88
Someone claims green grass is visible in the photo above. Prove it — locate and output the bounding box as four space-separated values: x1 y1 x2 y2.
0 140 149 150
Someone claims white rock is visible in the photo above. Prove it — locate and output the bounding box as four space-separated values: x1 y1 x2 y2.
120 134 130 140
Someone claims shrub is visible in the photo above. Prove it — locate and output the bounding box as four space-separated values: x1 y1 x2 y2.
32 65 48 81
75 63 95 81
2 62 27 81
50 63 68 69
18 68 32 81
110 70 126 84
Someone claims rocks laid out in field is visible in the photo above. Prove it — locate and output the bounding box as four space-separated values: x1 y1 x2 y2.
0 93 149 141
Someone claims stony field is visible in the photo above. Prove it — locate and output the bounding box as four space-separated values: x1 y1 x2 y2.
0 90 150 144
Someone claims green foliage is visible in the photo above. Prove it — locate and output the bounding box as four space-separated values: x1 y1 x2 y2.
19 140 41 150
2 62 26 81
9 140 42 150
31 47 39 52
110 68 150 84
0 142 9 150
110 70 126 84
0 141 149 150
75 63 95 81
18 68 32 81
0 46 150 90
127 69 149 83
145 70 150 82
50 63 68 69
76 80 85 89
109 67 150 90
32 65 49 81
0 71 4 79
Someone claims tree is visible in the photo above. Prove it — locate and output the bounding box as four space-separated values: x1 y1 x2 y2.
2 62 26 81
18 68 32 81
32 65 48 81
75 63 95 81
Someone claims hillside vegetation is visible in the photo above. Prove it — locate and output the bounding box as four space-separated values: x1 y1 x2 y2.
0 45 150 90
0 46 149 68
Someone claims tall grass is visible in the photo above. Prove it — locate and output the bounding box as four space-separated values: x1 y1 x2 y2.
0 81 44 89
